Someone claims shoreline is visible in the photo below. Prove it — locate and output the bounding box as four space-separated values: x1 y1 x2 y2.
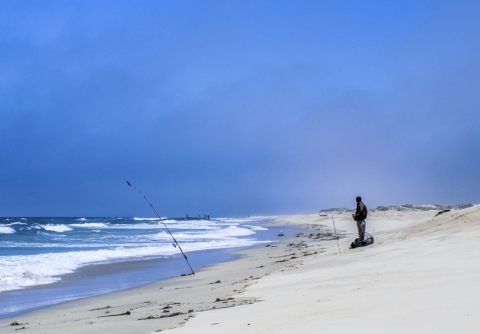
0 222 289 320
0 218 316 333
2 208 477 333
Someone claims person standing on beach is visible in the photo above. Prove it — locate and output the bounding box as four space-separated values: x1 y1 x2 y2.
352 196 367 242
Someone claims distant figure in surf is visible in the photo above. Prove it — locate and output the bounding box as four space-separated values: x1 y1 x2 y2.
352 196 368 242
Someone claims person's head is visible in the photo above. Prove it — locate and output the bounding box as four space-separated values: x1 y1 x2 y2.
356 196 361 203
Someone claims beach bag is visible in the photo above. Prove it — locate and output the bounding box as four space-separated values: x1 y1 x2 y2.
350 233 374 249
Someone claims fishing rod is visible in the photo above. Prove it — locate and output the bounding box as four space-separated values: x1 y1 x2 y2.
330 214 341 254
126 181 195 275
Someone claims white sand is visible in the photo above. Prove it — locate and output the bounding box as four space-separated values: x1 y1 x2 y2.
172 207 480 333
2 206 479 333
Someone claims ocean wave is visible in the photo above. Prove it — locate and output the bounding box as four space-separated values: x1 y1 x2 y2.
150 225 255 241
41 225 73 233
0 241 161 248
244 225 268 231
69 223 109 229
0 226 15 234
5 222 27 226
104 223 162 230
164 223 218 230
182 238 271 252
0 237 271 292
0 246 170 292
68 222 213 230
0 216 275 293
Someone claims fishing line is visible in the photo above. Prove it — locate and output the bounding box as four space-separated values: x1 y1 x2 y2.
330 214 341 254
126 181 195 275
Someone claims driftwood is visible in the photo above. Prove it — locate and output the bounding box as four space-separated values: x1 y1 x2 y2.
90 306 112 311
138 310 192 320
97 311 131 318
434 209 451 217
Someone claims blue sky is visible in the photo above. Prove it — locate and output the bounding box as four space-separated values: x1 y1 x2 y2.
1 0 479 216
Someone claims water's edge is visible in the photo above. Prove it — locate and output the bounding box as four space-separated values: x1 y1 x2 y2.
0 224 293 319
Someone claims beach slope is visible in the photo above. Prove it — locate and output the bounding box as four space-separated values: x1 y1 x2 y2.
170 206 480 333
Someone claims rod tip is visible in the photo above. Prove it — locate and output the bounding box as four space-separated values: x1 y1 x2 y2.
126 181 131 186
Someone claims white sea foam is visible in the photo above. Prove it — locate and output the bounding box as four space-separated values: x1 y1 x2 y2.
6 222 26 226
0 246 167 292
1 242 151 248
0 226 15 234
244 225 268 231
41 225 73 232
162 220 180 224
0 217 273 292
69 222 205 230
164 223 218 230
0 236 270 292
182 238 270 252
70 222 171 230
69 223 109 229
133 217 161 221
150 225 255 241
115 224 165 230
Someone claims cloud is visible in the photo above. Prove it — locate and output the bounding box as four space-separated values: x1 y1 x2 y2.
0 1 479 216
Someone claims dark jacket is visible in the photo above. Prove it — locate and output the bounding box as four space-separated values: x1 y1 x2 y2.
354 201 367 221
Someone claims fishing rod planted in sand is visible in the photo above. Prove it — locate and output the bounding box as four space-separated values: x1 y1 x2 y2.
126 181 195 276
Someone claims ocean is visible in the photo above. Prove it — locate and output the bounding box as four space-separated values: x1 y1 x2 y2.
0 216 284 319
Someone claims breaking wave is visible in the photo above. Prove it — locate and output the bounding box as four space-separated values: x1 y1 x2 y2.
0 226 15 234
41 225 73 233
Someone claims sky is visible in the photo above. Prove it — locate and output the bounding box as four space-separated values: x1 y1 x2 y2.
0 0 479 217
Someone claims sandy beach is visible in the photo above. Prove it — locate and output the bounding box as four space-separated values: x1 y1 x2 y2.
2 205 479 333
2 2 478 333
